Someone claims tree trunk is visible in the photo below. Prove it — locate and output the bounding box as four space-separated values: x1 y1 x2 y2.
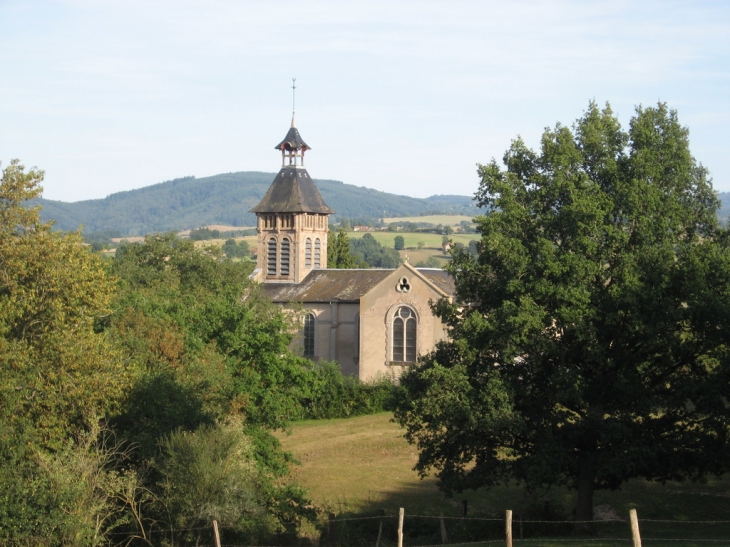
574 453 597 534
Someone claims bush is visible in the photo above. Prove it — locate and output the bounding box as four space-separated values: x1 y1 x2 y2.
297 362 398 420
155 421 312 546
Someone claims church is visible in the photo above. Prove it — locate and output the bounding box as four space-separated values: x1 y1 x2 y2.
249 116 454 380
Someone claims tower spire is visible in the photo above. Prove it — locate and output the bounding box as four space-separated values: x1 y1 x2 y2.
291 77 296 128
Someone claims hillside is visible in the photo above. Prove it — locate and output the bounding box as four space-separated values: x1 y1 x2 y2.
34 174 730 236
33 171 477 236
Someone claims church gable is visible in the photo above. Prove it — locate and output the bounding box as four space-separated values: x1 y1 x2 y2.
357 264 452 379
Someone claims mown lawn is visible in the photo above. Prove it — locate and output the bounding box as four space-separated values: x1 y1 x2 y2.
277 413 730 547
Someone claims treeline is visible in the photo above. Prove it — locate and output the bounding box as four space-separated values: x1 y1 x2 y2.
33 171 477 236
188 227 257 240
0 161 398 547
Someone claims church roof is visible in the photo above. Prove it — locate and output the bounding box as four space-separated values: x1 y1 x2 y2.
261 267 455 303
262 269 392 303
249 167 335 214
417 269 456 295
275 125 310 151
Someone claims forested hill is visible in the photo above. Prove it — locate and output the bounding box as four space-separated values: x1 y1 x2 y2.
33 171 477 236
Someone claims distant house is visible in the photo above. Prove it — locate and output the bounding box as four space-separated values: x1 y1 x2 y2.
352 226 374 232
249 115 454 379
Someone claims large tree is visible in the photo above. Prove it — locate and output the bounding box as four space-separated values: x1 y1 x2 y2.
394 103 730 524
0 160 132 544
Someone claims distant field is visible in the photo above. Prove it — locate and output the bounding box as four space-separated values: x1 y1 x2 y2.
397 249 450 266
383 215 476 225
179 225 255 236
348 231 476 249
277 413 730 546
110 236 145 243
190 232 474 261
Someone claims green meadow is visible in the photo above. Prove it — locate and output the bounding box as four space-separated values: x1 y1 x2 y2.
277 413 730 547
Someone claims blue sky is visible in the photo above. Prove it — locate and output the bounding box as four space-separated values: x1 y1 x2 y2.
1 0 728 202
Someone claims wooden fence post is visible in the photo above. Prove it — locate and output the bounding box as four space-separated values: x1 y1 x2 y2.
375 510 384 547
439 511 448 544
398 508 404 547
212 520 221 547
505 510 512 547
328 513 335 547
629 508 642 547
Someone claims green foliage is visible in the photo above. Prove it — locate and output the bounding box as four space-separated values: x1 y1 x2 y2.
189 226 221 240
110 234 311 442
350 233 401 268
108 234 318 540
459 220 476 233
394 235 405 250
222 237 250 258
414 256 442 268
395 102 730 523
328 228 361 268
0 160 130 449
156 422 273 544
296 362 398 419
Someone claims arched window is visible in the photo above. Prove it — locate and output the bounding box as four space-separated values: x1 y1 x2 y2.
303 313 315 358
305 238 312 269
281 237 290 276
392 307 417 362
314 238 321 269
267 237 277 276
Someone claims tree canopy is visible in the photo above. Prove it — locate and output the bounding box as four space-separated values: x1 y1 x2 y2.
394 102 730 524
327 228 360 268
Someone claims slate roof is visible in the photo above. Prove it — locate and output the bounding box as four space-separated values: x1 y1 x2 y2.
417 269 456 296
249 167 335 214
261 268 455 303
275 126 310 151
262 269 392 303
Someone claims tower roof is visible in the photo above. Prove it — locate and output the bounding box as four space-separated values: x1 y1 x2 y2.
274 118 310 151
250 167 334 214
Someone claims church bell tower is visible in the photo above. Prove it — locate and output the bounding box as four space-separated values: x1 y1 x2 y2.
250 106 334 283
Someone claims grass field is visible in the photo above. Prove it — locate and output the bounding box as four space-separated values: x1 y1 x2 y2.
277 413 730 547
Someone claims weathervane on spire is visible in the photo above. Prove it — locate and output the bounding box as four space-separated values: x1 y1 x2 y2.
291 78 297 123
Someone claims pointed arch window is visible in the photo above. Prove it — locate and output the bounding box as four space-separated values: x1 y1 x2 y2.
392 307 417 362
305 238 312 269
314 238 321 269
280 237 291 276
303 313 315 358
267 237 277 276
